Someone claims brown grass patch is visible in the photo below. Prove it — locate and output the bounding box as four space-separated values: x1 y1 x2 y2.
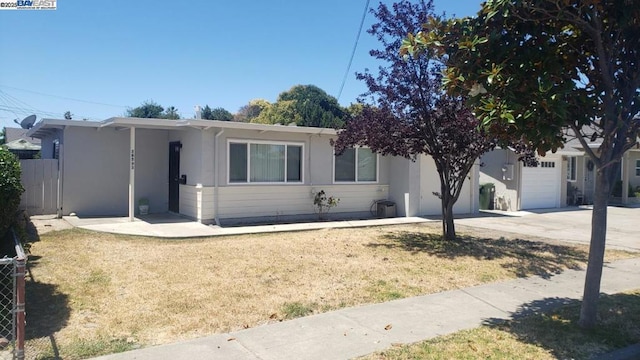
24 223 635 359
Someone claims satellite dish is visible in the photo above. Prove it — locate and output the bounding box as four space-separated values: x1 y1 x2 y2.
19 115 37 129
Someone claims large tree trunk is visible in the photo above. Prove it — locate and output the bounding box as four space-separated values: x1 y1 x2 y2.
578 167 611 329
442 196 456 241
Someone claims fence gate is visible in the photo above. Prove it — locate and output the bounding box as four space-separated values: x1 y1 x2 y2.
19 160 59 216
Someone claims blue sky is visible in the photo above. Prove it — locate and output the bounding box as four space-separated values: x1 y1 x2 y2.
0 1 481 130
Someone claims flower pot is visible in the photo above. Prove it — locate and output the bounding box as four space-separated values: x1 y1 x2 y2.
139 204 149 215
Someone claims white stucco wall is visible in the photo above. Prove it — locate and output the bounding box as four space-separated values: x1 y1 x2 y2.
479 149 520 211
60 127 169 216
169 128 205 185
62 127 129 216
135 129 169 214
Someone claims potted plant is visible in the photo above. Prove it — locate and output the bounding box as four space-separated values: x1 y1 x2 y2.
138 198 149 215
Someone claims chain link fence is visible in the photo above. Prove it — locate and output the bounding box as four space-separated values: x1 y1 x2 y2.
0 230 26 360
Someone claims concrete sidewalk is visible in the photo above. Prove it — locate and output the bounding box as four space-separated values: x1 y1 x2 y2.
93 258 640 360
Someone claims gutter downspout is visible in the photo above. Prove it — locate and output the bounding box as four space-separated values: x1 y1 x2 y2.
214 129 224 226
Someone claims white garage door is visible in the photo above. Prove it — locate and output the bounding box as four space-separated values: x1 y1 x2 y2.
521 160 561 209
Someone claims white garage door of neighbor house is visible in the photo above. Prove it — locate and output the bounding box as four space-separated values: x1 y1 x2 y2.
521 160 561 209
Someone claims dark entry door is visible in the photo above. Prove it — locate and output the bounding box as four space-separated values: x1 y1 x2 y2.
169 141 181 213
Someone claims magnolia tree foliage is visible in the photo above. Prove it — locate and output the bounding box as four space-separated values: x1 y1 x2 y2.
334 0 495 240
402 0 640 328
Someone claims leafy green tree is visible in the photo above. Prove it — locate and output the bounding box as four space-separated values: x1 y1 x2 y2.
252 100 302 125
163 106 180 120
235 99 270 122
253 85 347 128
126 100 164 118
403 0 640 328
201 105 214 120
0 147 24 239
0 128 6 145
210 107 233 121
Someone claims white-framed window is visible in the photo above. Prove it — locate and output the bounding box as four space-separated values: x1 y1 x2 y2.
540 161 555 168
334 147 378 183
636 159 640 177
228 140 303 184
567 156 577 181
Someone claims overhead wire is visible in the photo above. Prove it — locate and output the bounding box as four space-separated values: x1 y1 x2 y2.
337 0 371 102
0 84 128 108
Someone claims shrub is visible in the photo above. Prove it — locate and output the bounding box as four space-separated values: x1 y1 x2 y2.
0 147 24 238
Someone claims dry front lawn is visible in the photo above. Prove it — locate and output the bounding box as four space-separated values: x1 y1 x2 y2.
24 223 634 359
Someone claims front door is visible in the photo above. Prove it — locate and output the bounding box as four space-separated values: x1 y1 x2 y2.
169 141 181 213
584 159 595 204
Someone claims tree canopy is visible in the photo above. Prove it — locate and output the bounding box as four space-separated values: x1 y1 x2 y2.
334 0 495 240
402 0 640 328
235 99 270 122
200 105 233 121
126 101 181 119
252 85 347 128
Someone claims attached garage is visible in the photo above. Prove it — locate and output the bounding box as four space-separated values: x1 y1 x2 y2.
520 160 561 209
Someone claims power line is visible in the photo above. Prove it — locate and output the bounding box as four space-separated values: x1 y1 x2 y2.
337 0 371 102
0 84 128 108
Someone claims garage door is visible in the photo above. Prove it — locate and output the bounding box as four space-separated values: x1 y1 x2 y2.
521 160 561 209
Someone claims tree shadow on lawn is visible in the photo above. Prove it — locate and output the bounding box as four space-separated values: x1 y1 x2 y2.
481 292 640 359
25 281 70 340
369 232 587 279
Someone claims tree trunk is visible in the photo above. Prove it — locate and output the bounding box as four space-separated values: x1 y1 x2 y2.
578 167 611 329
442 197 456 241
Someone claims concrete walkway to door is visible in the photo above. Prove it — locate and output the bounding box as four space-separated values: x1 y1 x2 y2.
63 214 432 238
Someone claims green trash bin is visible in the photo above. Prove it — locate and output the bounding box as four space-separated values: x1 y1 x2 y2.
479 183 495 210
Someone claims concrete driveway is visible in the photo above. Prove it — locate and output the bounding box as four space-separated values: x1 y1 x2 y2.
456 206 640 252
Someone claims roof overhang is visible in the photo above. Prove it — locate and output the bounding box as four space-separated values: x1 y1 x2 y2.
27 117 339 138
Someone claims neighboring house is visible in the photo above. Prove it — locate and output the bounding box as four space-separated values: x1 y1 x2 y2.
561 132 640 205
27 117 479 224
479 148 581 211
480 132 640 211
3 127 41 159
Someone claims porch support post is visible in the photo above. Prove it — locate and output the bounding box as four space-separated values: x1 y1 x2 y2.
129 127 136 221
622 151 629 205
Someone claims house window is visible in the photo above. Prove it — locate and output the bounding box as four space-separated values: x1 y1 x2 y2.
334 148 377 182
228 140 303 184
540 161 555 168
636 159 640 177
567 156 577 181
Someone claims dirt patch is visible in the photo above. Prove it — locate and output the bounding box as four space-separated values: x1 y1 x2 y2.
27 215 73 236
